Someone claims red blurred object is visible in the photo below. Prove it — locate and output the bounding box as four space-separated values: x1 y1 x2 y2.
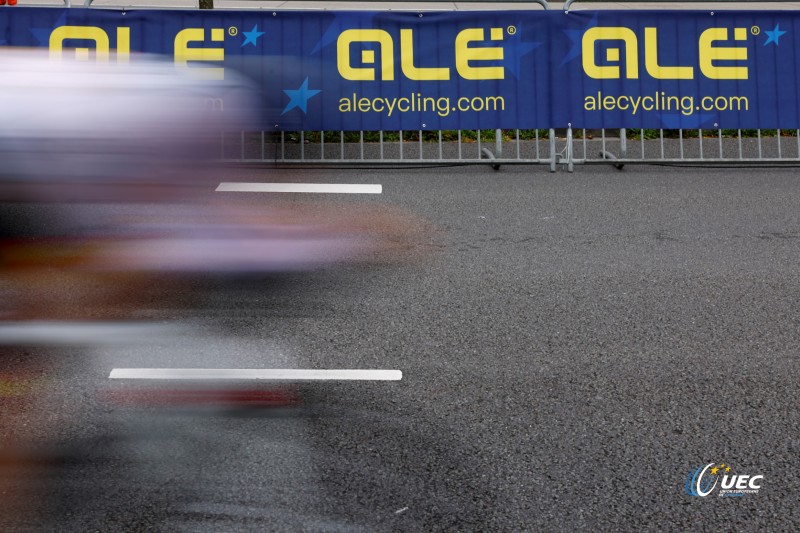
8 0 16 6
103 387 302 408
0 1 8 6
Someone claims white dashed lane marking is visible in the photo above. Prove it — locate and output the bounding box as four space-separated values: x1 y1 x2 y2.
109 368 402 381
216 183 382 194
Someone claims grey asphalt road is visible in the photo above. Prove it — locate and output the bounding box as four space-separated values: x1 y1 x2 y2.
1 163 799 531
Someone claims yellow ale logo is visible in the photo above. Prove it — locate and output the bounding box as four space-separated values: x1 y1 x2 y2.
48 26 226 80
582 27 749 80
174 28 225 80
337 27 505 81
49 26 130 62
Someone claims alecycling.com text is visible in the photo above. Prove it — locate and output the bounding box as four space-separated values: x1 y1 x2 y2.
584 91 749 117
338 92 505 118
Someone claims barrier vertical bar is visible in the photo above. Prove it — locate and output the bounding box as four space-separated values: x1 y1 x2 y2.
738 129 743 159
601 129 606 157
698 129 703 160
757 129 762 159
640 129 644 160
549 128 556 172
566 126 574 172
582 129 587 161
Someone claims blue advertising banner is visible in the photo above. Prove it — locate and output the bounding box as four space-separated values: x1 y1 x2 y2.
0 8 797 130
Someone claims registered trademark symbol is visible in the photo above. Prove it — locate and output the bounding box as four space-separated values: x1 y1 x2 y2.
507 26 517 35
751 26 760 36
228 27 238 36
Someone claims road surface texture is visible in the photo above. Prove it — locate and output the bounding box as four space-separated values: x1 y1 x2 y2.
1 163 799 531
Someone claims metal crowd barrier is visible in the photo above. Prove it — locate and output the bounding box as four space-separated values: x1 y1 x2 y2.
565 128 800 171
27 0 800 171
64 0 551 10
219 128 800 172
564 0 795 11
221 129 562 171
210 1 800 170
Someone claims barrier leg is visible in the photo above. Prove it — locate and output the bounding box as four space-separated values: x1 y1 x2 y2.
566 127 574 173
